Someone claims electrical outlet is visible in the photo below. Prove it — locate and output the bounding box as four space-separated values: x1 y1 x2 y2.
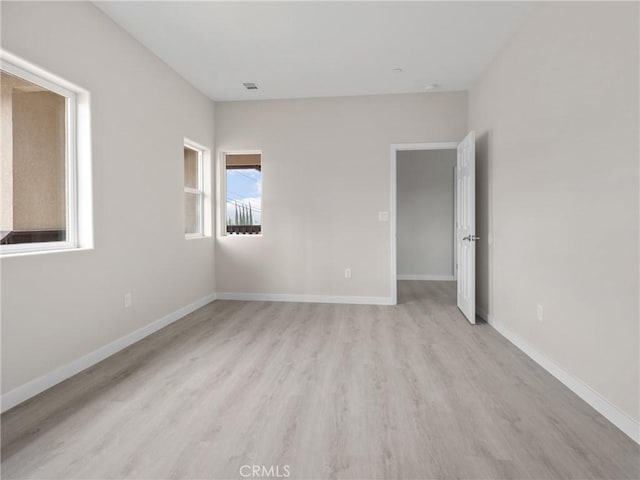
344 268 352 279
537 304 544 322
378 211 389 222
124 293 132 308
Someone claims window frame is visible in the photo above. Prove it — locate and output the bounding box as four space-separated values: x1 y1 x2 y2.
184 139 206 239
0 58 79 255
220 150 263 237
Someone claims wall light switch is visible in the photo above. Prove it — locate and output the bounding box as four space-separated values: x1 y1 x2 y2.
537 304 544 322
344 268 352 279
124 293 132 308
378 211 389 222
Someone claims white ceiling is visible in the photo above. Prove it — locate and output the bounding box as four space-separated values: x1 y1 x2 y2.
95 1 533 102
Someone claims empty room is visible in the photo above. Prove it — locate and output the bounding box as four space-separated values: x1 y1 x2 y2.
1 1 638 479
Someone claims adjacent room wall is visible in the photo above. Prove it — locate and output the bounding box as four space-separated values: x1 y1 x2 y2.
469 2 639 425
396 149 456 280
1 77 14 232
1 73 67 233
215 92 467 300
12 90 66 231
1 2 216 396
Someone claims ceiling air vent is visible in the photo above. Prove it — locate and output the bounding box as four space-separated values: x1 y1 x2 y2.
242 82 258 90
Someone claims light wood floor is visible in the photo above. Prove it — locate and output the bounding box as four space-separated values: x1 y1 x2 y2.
2 281 638 479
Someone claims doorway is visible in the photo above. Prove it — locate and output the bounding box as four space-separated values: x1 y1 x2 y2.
390 142 458 306
390 135 477 323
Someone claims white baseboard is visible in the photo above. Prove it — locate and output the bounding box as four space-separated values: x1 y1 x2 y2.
483 311 639 445
216 292 394 306
1 292 217 413
397 274 456 281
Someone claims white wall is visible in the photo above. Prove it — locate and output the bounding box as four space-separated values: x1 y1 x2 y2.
469 2 639 424
396 149 456 279
1 2 216 395
215 93 467 300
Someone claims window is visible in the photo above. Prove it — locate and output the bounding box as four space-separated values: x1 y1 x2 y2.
225 153 261 235
184 142 205 237
0 59 80 254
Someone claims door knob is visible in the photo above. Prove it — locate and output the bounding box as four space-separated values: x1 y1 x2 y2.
463 235 480 242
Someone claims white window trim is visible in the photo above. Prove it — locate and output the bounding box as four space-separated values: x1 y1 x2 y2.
219 150 263 237
184 139 208 239
0 54 81 256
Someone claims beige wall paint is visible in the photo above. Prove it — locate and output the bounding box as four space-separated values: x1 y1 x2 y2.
1 2 216 394
1 72 63 233
469 2 639 422
397 149 456 278
215 93 467 297
12 90 66 231
1 78 13 231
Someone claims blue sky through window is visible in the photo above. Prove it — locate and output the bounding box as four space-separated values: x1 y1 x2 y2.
226 168 262 225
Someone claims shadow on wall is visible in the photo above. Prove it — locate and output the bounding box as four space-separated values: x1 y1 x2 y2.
475 130 492 316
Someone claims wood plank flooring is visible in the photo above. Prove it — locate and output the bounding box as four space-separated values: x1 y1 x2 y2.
2 281 638 479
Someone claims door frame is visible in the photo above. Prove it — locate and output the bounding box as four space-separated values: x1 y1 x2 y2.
390 142 459 305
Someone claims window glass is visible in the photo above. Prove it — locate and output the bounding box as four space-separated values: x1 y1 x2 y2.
184 145 203 236
1 70 67 246
184 192 200 235
225 154 261 235
184 147 198 190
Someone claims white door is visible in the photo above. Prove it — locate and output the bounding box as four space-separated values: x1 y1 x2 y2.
456 131 477 324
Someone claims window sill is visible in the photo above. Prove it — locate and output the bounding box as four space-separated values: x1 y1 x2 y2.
185 233 210 240
0 245 93 258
